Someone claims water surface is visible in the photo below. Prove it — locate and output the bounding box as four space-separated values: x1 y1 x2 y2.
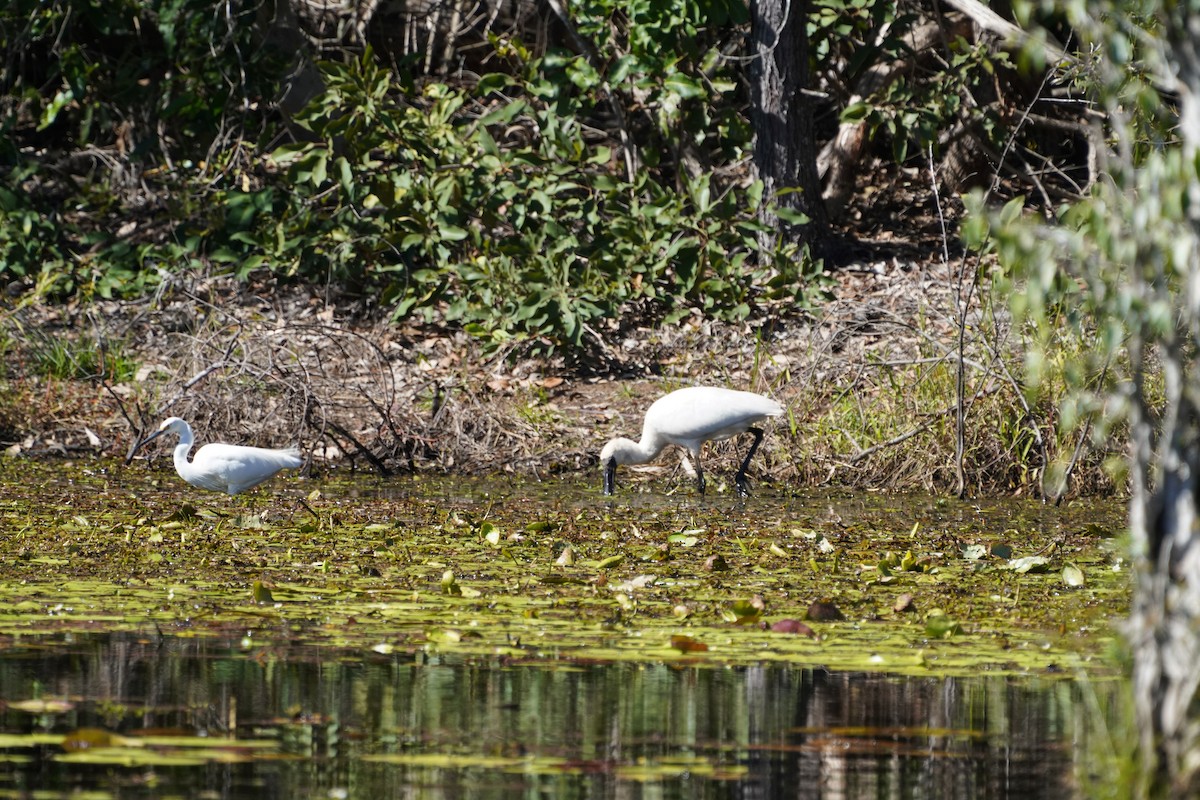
0 632 1120 799
0 463 1131 797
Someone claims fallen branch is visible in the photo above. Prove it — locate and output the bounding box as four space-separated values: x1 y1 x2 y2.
313 413 392 477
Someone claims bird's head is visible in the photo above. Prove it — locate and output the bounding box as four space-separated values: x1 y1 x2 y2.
600 438 635 496
157 417 188 436
131 417 191 458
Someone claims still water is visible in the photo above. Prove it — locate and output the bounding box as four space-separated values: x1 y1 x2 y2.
0 460 1131 798
0 632 1119 799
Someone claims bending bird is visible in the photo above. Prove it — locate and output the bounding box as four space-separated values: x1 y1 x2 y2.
600 386 783 497
133 417 303 495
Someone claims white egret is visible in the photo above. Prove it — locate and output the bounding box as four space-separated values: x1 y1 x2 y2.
133 417 303 495
600 386 784 497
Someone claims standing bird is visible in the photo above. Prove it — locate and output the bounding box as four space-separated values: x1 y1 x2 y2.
600 386 784 497
132 417 303 495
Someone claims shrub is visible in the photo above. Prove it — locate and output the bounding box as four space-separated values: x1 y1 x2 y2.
212 51 826 353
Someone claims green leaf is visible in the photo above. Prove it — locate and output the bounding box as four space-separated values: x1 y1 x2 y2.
596 554 625 570
1007 556 1051 574
609 54 639 84
476 73 516 93
961 544 988 560
774 207 811 226
311 152 328 186
337 157 353 192
437 223 469 242
999 196 1025 226
38 88 76 131
840 101 870 123
925 614 963 638
663 74 705 100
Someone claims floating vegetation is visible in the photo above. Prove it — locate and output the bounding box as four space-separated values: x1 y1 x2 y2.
0 460 1134 795
0 458 1129 677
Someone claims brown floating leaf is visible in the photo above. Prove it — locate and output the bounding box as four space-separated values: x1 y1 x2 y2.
806 600 845 621
770 619 817 637
670 635 709 653
893 593 916 613
62 727 121 753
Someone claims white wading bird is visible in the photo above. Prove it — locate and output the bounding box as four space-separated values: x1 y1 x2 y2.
600 386 784 497
133 417 303 495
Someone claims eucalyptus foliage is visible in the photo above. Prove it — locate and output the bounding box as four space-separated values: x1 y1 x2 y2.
967 0 1200 792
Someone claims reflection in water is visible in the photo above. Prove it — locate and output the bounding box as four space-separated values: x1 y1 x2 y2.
0 633 1117 799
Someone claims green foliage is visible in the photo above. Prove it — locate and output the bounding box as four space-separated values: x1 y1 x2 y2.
553 0 750 172
0 0 289 296
0 0 826 353
0 173 65 282
988 2 1200 788
0 329 10 380
820 0 1011 163
214 49 824 352
0 173 153 301
2 0 280 158
962 1 1196 498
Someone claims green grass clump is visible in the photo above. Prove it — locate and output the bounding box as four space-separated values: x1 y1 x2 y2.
29 334 138 382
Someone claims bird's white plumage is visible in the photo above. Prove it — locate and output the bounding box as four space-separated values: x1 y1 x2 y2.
136 417 303 495
601 386 783 496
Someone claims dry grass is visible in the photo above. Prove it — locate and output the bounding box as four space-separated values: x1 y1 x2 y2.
0 259 1123 498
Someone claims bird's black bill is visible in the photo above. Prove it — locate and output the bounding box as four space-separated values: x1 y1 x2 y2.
127 428 166 463
603 458 616 496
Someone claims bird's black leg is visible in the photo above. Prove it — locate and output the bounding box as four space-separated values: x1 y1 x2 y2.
695 459 706 494
603 457 617 496
735 427 766 497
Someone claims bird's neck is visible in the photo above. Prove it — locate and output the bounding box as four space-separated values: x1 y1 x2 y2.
621 432 667 465
173 441 195 470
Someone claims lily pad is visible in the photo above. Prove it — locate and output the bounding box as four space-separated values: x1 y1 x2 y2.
1008 556 1051 574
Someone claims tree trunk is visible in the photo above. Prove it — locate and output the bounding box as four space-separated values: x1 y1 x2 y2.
749 0 826 256
1128 342 1200 795
1127 8 1200 795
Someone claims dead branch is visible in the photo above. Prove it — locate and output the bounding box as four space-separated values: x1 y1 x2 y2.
939 0 1070 65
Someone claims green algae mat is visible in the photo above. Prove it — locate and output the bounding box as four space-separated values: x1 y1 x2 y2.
0 457 1129 678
